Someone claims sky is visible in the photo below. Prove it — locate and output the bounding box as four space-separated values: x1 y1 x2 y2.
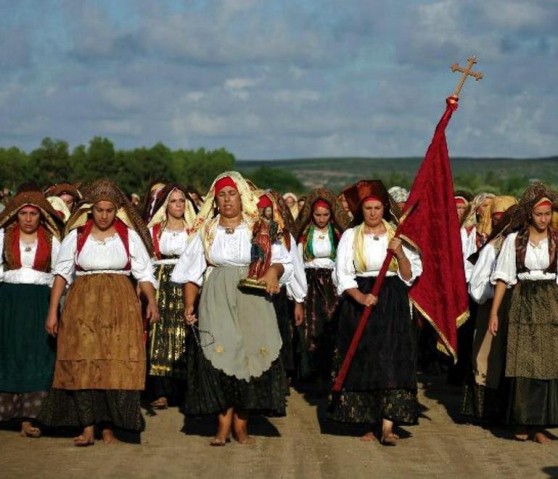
0 0 557 160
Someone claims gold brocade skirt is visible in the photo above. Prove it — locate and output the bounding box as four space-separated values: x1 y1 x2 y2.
53 274 146 390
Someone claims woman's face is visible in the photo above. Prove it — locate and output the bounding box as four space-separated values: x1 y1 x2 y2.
166 190 186 220
362 199 384 228
92 201 117 231
285 196 295 208
456 203 467 220
17 206 41 234
477 198 493 217
531 204 552 233
312 206 331 229
59 193 75 211
216 186 241 219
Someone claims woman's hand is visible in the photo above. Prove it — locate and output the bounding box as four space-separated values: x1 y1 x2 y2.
45 311 58 337
257 268 281 295
294 302 304 326
388 237 405 259
358 292 378 308
184 305 198 325
488 313 498 336
145 301 160 324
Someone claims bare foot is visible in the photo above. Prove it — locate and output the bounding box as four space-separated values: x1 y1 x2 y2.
20 421 41 438
235 435 256 445
514 428 529 442
533 432 552 444
73 425 95 447
360 431 376 442
102 428 120 444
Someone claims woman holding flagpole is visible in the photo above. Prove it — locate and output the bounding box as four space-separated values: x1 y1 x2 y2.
328 180 422 446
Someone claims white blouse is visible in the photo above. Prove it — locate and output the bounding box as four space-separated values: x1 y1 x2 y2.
491 231 557 286
461 226 477 283
298 229 336 269
171 223 293 287
468 243 496 304
287 233 308 303
334 227 422 296
54 229 157 287
0 228 61 286
150 228 188 264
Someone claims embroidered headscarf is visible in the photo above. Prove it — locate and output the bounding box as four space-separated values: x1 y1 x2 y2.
189 171 260 258
0 190 65 272
388 186 409 205
67 178 154 257
294 188 351 262
46 196 72 223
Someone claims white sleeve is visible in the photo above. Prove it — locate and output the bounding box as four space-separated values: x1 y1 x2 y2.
171 231 207 286
468 244 496 304
285 234 307 302
272 240 293 285
397 242 422 286
490 233 517 287
334 228 358 295
53 230 78 284
129 230 158 288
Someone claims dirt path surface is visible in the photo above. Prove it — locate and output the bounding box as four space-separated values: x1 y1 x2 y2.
2 373 558 479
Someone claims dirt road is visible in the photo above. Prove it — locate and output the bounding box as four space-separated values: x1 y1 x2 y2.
1 373 557 479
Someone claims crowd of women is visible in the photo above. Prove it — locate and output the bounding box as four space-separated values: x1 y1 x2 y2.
0 172 557 448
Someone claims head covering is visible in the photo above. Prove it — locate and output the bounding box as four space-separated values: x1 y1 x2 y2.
44 182 82 206
0 190 65 239
502 183 558 234
46 196 72 223
190 171 260 235
342 179 400 225
388 186 409 204
214 176 238 195
147 183 198 229
142 179 167 223
294 188 352 240
67 179 154 256
491 195 518 216
283 192 299 219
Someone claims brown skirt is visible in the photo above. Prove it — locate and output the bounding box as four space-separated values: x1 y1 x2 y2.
52 274 146 390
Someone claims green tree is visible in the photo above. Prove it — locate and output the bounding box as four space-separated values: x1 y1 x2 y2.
28 137 71 187
243 166 304 193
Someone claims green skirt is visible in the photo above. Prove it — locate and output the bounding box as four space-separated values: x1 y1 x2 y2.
0 283 55 393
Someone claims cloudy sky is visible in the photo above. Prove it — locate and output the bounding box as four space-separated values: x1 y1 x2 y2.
1 0 557 160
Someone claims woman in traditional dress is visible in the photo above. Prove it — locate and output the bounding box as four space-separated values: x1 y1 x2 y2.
171 172 292 446
328 180 422 446
461 196 518 422
146 183 198 409
489 183 558 444
45 182 82 214
39 179 159 446
293 188 351 386
283 192 299 220
0 190 64 438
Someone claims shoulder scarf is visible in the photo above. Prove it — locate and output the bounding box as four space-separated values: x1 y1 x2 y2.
3 224 52 272
300 222 340 262
515 227 558 274
353 219 398 274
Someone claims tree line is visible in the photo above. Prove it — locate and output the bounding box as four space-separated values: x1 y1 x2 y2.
0 137 304 197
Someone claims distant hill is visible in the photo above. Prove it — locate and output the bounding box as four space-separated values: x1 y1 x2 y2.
237 156 558 194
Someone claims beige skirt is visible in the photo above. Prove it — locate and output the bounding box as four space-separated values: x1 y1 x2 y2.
53 274 146 390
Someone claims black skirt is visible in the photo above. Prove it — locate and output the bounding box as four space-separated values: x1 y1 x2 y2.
328 276 418 425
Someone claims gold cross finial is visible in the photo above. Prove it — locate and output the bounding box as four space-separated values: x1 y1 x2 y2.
450 56 483 98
